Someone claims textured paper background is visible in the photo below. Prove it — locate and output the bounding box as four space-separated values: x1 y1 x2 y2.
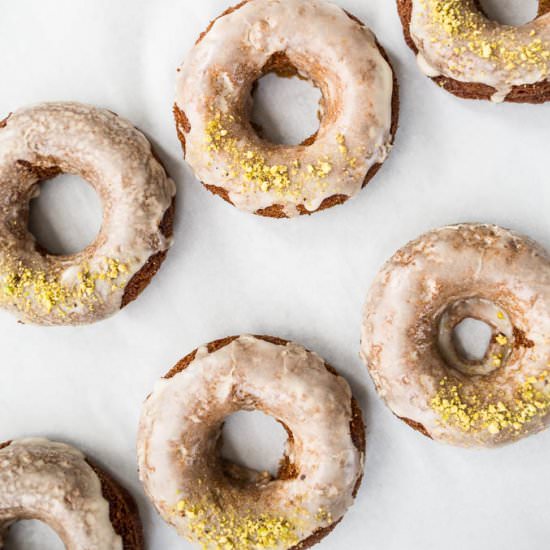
0 0 549 548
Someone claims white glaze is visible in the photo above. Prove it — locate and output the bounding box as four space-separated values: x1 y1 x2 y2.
0 102 176 325
409 0 550 101
361 224 550 447
138 335 364 548
175 0 395 217
0 439 122 550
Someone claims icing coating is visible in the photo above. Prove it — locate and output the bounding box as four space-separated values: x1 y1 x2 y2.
361 224 550 447
409 0 550 102
0 438 122 550
0 102 176 325
175 0 395 217
138 335 364 549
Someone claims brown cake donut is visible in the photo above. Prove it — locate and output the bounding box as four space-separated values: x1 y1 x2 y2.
361 224 550 447
397 0 550 103
0 439 143 549
0 102 176 326
138 335 365 549
174 0 398 218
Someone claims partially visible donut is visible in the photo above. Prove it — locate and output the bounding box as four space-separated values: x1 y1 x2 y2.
175 0 398 218
397 0 550 103
0 102 176 326
361 224 550 447
138 335 365 549
0 438 143 549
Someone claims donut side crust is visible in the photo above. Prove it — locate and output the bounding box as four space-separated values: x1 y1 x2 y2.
174 0 399 218
397 415 433 439
162 335 366 550
121 141 175 307
87 463 145 550
0 440 144 549
396 0 550 103
121 197 175 308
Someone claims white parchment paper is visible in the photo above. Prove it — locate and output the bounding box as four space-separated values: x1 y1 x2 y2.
0 1 549 549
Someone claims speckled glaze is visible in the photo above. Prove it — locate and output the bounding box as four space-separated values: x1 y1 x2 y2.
0 439 121 550
0 102 176 326
175 0 395 217
408 0 550 102
361 224 550 447
138 335 364 549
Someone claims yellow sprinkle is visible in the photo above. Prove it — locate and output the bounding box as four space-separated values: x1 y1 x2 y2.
204 110 339 199
423 0 550 76
174 497 302 550
431 372 550 436
495 333 508 346
0 257 129 318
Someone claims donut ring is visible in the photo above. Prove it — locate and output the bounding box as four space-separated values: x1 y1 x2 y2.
138 335 365 549
397 0 550 103
0 102 176 326
361 224 550 447
175 0 398 218
0 438 143 549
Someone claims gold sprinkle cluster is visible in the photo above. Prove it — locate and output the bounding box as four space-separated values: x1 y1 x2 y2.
204 111 358 200
419 0 550 76
0 257 128 318
431 372 550 435
174 498 302 550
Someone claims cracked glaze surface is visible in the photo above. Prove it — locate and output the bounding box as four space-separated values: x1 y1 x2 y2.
0 439 121 550
138 335 364 549
0 102 176 325
175 0 395 217
361 224 550 447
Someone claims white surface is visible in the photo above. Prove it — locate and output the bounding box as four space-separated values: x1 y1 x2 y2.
0 1 549 549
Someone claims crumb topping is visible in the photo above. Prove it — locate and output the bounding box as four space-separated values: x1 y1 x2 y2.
173 497 304 550
431 371 550 435
0 257 128 319
418 0 550 75
204 111 359 202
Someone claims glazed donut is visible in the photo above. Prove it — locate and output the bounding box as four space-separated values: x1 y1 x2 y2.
175 0 398 218
0 102 176 326
397 0 550 103
138 335 365 549
0 438 143 549
361 224 550 447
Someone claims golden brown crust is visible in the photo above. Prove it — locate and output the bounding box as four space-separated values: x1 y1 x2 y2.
0 440 144 549
174 0 399 218
397 416 433 439
15 159 63 181
173 105 191 155
396 0 550 103
163 335 366 550
196 0 251 46
87 462 145 550
0 113 12 129
540 0 550 17
120 197 175 308
513 326 535 349
120 136 175 308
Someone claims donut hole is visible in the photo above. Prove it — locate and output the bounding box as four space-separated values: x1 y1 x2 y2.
220 410 289 480
3 519 65 549
249 64 322 146
479 0 539 25
452 318 493 362
28 174 103 256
